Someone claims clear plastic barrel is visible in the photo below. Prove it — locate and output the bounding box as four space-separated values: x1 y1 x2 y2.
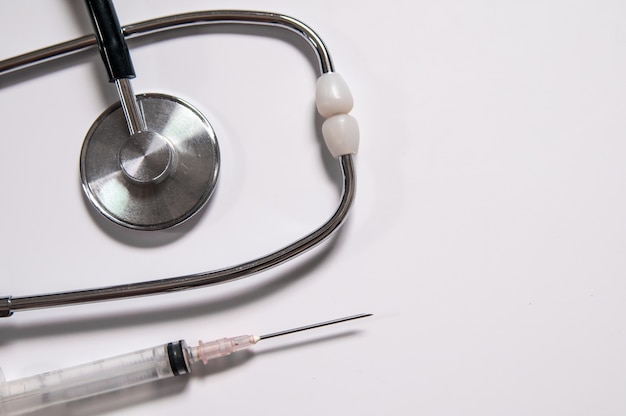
0 344 174 415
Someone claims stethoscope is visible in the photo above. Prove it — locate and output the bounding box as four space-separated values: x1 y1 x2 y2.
0 1 359 318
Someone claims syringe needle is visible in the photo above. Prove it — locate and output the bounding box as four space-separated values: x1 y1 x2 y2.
259 313 373 340
192 313 372 364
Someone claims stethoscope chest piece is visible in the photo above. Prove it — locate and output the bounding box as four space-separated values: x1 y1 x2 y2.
80 93 219 230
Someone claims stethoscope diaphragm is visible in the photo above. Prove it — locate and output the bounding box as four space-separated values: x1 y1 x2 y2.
80 93 219 230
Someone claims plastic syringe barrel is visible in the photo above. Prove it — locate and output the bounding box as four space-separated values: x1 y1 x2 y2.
0 341 189 415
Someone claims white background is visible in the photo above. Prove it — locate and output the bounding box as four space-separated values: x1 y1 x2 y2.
1 0 626 415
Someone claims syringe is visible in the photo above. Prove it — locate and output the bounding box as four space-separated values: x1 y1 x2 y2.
0 313 371 415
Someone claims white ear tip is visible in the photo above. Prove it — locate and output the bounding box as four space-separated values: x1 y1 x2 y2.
322 114 360 158
316 73 354 118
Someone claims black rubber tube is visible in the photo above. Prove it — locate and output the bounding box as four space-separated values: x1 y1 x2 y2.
84 0 135 81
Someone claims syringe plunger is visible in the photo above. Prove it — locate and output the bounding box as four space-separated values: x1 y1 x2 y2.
0 341 185 415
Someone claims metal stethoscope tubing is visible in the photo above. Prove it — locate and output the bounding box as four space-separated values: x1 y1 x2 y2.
0 10 334 74
0 10 356 317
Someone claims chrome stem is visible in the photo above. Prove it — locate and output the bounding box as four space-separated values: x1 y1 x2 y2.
115 78 146 135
